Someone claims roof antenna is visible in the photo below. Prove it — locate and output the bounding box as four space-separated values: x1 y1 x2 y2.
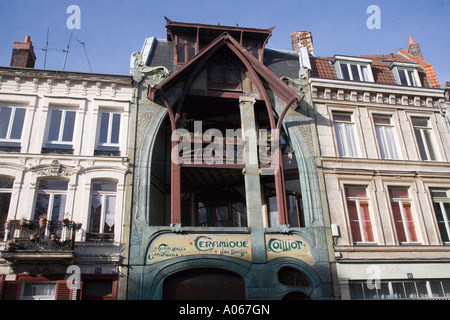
43 27 49 69
76 38 93 72
62 32 73 70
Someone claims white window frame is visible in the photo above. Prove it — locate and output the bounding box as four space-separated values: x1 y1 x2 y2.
389 188 419 244
96 110 122 149
373 115 400 160
89 180 117 237
430 188 450 244
333 111 360 158
45 108 77 148
390 62 422 87
333 56 374 82
0 105 26 143
411 117 438 161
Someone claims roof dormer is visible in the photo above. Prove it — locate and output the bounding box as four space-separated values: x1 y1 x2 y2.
164 17 273 66
389 61 422 87
332 55 374 82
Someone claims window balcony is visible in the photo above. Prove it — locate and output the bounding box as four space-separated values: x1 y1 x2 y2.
1 219 78 262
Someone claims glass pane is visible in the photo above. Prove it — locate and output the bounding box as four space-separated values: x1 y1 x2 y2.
92 180 117 192
412 118 429 128
423 129 437 160
407 70 416 86
351 64 360 81
414 129 428 160
0 177 14 189
340 63 350 80
287 195 300 228
442 280 450 297
349 283 365 299
0 107 12 139
48 110 62 141
392 282 406 299
347 200 362 242
83 281 113 297
360 201 374 242
10 108 25 140
361 65 370 81
198 201 212 226
345 186 367 198
104 195 116 233
269 196 279 227
433 202 450 242
90 194 102 233
38 179 68 191
62 111 76 142
99 113 109 143
177 38 185 63
378 282 390 299
0 192 12 231
110 113 120 144
404 282 417 298
215 200 229 227
375 126 388 159
232 201 247 227
22 283 56 298
429 280 444 297
399 69 408 85
416 281 429 298
34 193 49 220
391 201 406 242
51 194 66 222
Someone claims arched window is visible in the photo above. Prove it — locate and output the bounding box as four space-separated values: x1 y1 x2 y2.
278 267 310 286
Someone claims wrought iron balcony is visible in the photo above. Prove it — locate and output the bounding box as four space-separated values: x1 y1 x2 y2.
2 219 77 253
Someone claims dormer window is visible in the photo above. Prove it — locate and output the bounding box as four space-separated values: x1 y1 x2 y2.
390 62 421 87
175 35 196 65
333 56 374 82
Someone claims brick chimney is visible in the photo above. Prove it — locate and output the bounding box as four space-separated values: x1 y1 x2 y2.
10 35 36 68
291 31 314 56
408 36 423 60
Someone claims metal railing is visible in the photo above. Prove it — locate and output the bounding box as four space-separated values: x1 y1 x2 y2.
3 219 77 252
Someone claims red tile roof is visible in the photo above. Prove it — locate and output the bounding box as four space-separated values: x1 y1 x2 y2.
310 52 435 88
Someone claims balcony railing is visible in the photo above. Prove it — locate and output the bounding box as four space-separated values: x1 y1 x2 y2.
3 219 77 252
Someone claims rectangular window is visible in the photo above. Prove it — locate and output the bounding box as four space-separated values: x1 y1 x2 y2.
349 279 450 300
333 112 359 157
430 188 450 243
45 108 76 152
0 106 26 141
96 110 121 156
396 68 419 86
389 188 418 243
412 117 438 161
339 63 372 82
89 180 117 240
33 179 68 223
176 35 196 65
20 282 56 300
0 177 14 238
345 186 375 243
374 115 399 159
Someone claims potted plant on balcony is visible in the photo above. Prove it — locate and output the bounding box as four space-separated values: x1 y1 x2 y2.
20 217 29 227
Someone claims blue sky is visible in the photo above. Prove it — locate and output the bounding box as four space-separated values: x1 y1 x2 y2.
0 0 449 84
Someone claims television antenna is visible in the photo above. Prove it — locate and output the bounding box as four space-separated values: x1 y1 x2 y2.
38 28 73 70
76 38 93 72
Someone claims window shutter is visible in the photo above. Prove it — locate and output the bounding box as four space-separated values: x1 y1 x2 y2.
2 281 21 300
55 280 72 300
55 280 83 300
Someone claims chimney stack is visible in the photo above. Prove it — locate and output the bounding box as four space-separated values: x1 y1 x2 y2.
408 36 423 60
10 35 36 68
291 31 314 56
